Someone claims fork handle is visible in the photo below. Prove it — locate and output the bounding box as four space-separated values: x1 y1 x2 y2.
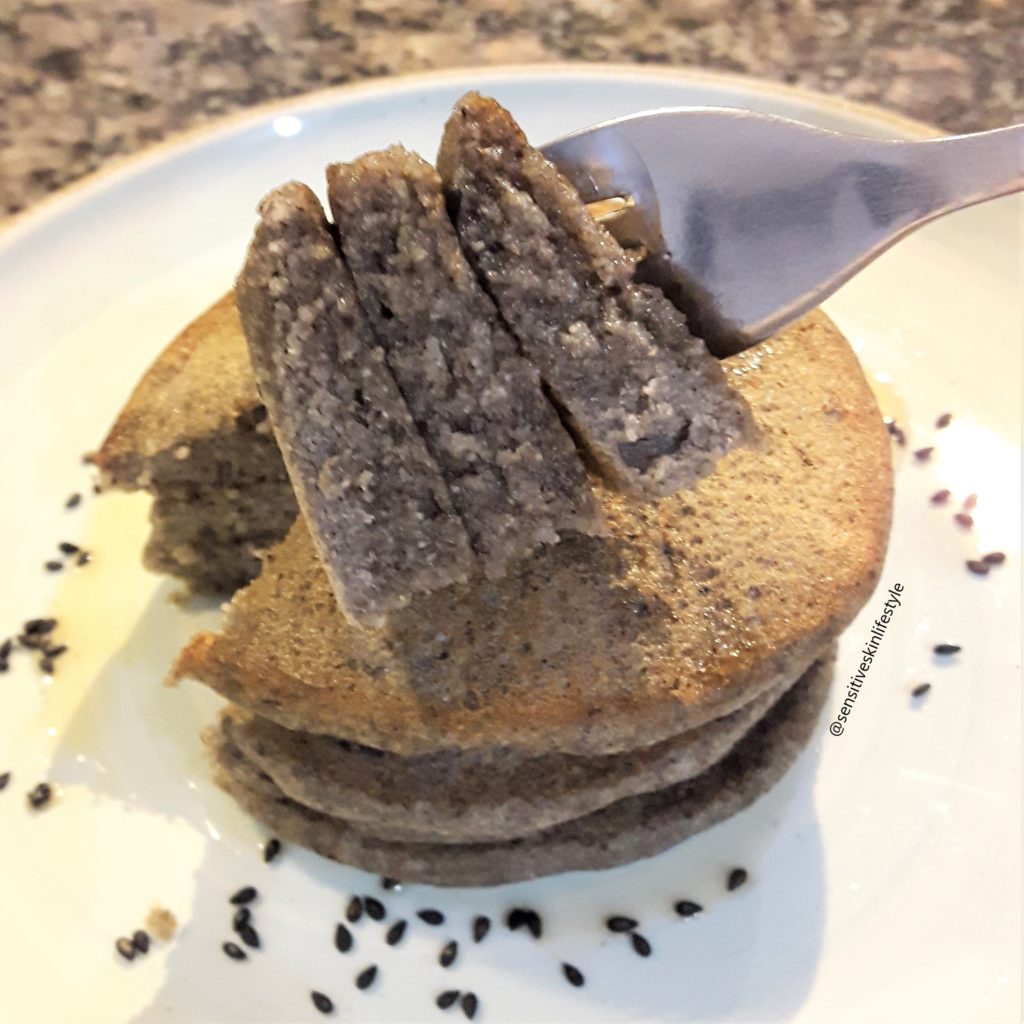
894 123 1023 223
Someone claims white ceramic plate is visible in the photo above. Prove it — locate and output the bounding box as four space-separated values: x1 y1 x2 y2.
0 66 1020 1024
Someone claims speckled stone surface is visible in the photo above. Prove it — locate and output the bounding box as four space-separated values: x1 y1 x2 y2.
1 0 1021 220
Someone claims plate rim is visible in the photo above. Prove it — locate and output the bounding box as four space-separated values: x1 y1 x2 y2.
0 62 943 246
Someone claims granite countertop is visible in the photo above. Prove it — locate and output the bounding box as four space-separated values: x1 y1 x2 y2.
1 0 1021 220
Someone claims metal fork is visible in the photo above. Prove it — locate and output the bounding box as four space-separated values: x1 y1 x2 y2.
542 109 1023 351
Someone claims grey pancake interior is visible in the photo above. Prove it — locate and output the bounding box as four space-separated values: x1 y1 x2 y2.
208 652 832 887
220 645 834 844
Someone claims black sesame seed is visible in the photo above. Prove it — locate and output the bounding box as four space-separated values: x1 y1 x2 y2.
963 493 978 511
471 915 490 943
0 638 11 658
606 915 638 933
355 965 377 990
310 991 334 1014
229 886 258 905
28 782 52 809
674 900 703 917
506 907 542 939
884 418 904 443
911 683 932 698
562 962 585 987
65 493 81 510
631 932 652 957
983 551 1006 565
262 837 282 863
0 772 10 791
334 922 353 953
966 559 990 576
913 447 933 462
232 907 251 931
385 919 407 946
23 618 56 636
461 992 478 1020
436 989 460 1009
417 908 444 926
381 876 400 890
238 923 260 949
43 644 67 659
132 929 150 954
92 484 102 495
39 657 55 674
44 560 63 572
439 940 458 968
364 896 385 921
953 512 974 529
346 896 364 923
58 542 80 555
115 936 136 961
727 867 748 891
935 412 953 429
934 644 961 656
222 941 246 961
77 551 92 566
929 489 951 505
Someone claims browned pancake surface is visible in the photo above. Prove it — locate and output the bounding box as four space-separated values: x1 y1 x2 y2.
173 311 891 756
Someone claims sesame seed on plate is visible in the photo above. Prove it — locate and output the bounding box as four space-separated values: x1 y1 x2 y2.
355 965 378 990
229 886 258 906
674 900 703 917
27 782 52 809
562 963 585 987
310 991 334 1014
506 907 542 939
606 915 638 933
727 867 748 891
334 922 353 953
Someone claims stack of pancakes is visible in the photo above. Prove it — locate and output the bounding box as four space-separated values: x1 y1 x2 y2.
95 97 892 887
166 309 887 886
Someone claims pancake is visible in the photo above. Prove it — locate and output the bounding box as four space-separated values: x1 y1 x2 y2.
326 146 599 578
437 93 754 498
220 646 833 844
91 293 297 594
172 311 891 757
209 651 831 887
236 181 474 627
